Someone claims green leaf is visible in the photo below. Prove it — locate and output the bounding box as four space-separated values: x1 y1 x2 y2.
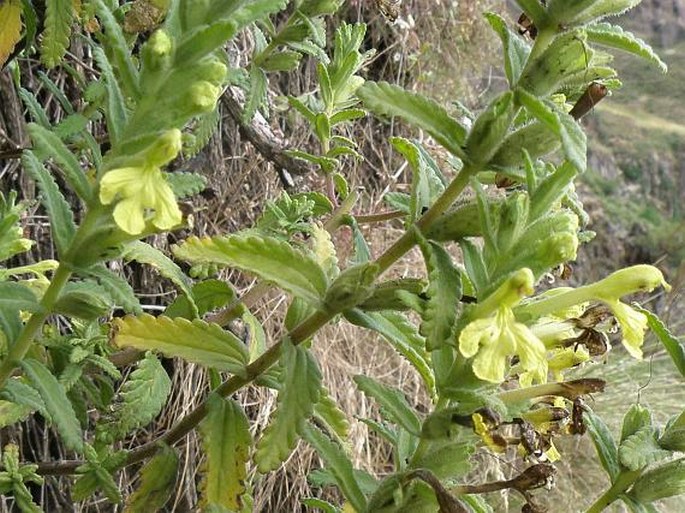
124 444 178 513
165 172 207 199
358 81 467 159
301 498 341 513
122 241 196 313
585 22 666 72
53 281 112 319
634 306 685 378
243 64 268 123
40 0 74 67
659 410 685 452
255 340 321 472
0 282 41 345
547 0 641 26
18 87 51 128
21 151 76 256
73 445 126 503
27 123 92 201
303 424 368 512
584 407 620 480
93 0 141 99
359 278 425 312
92 46 128 145
353 375 421 435
314 387 350 440
418 238 462 351
465 91 516 165
344 310 434 395
484 12 530 86
410 437 474 480
629 457 685 503
184 109 220 158
323 262 378 314
21 359 83 452
516 89 586 173
391 137 444 222
288 96 317 124
165 279 236 320
460 239 488 297
199 395 252 510
621 495 659 513
330 108 366 125
0 400 32 428
108 352 171 439
173 234 328 306
81 265 142 315
619 426 670 471
260 50 302 72
0 379 47 420
111 314 249 376
620 404 652 444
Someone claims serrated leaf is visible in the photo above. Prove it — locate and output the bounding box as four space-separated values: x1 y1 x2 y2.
353 375 421 435
618 425 670 471
0 379 48 420
516 89 586 173
18 87 51 128
0 282 41 345
629 457 685 503
255 340 321 472
303 424 368 512
345 310 434 396
81 265 142 314
184 109 220 158
410 437 474 480
41 0 74 67
260 50 302 72
314 387 350 439
418 238 462 350
165 279 235 320
21 359 83 452
199 395 251 510
112 314 249 375
585 22 667 72
0 400 32 428
93 0 140 99
124 444 178 513
243 64 268 123
92 46 127 145
484 12 530 86
584 407 620 480
0 0 22 68
54 280 112 319
659 410 685 452
122 241 196 313
165 172 207 199
620 404 652 444
21 151 76 255
358 82 467 159
109 352 171 439
173 234 328 306
635 306 685 378
288 96 316 124
391 137 444 222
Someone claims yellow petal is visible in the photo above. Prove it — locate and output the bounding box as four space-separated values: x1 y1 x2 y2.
151 180 182 229
99 167 143 204
609 300 648 359
113 197 146 235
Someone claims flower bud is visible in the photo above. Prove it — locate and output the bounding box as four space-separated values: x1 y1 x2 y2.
591 264 671 300
146 129 182 167
148 29 172 57
189 81 220 113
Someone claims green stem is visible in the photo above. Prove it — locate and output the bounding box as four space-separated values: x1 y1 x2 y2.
0 264 72 388
585 470 642 513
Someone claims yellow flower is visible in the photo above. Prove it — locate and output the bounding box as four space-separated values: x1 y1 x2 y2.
99 131 182 235
605 299 648 358
459 306 548 384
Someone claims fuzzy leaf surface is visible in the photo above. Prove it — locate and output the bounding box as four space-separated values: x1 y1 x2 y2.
585 407 620 480
345 309 434 395
255 341 321 472
635 306 685 378
111 314 248 376
418 238 462 350
199 395 251 510
22 151 76 255
303 424 368 512
109 352 171 439
358 82 467 159
21 359 83 452
173 235 328 305
0 282 41 345
41 0 74 66
353 375 421 435
585 22 666 72
618 426 670 471
124 444 178 513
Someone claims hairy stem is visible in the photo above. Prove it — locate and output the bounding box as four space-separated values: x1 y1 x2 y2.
585 470 642 513
0 264 72 388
